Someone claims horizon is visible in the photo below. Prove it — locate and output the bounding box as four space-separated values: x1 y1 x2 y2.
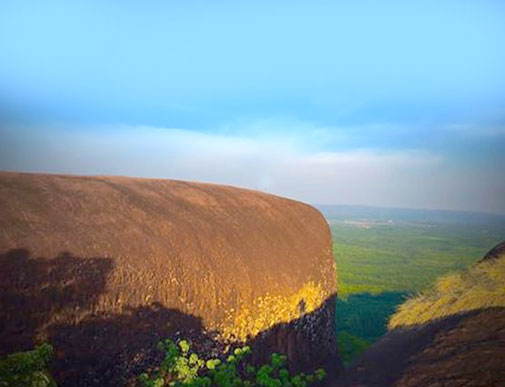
3 169 505 217
1 1 505 214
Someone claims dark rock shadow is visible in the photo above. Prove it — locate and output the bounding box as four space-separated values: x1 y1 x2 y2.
0 248 341 386
49 303 217 386
0 248 114 354
246 295 342 380
0 249 216 386
479 240 505 263
48 296 342 386
333 307 505 387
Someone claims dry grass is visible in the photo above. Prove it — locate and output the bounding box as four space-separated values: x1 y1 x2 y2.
389 257 505 329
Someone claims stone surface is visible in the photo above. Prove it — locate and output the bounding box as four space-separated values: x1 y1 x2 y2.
0 172 339 385
480 240 505 263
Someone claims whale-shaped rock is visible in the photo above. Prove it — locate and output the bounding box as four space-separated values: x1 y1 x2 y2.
0 172 339 385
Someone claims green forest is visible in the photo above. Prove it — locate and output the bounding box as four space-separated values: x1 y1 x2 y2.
319 206 505 365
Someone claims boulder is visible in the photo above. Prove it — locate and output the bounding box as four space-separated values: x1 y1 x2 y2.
0 172 339 385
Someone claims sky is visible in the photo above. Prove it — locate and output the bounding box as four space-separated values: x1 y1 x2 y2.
1 0 504 214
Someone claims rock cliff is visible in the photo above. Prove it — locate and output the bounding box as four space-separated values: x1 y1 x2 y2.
0 172 339 385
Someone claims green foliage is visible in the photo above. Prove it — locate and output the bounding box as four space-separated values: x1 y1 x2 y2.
331 221 503 365
0 343 56 387
336 332 370 366
337 292 407 342
139 339 326 386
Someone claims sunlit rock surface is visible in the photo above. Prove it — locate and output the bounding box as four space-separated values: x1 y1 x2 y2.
0 171 339 385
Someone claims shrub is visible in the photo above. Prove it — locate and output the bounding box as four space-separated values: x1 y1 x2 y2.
336 332 370 366
0 343 56 387
138 339 326 386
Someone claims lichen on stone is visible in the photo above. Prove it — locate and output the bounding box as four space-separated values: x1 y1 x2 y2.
219 281 327 342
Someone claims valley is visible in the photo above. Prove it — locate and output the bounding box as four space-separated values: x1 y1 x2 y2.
317 205 505 365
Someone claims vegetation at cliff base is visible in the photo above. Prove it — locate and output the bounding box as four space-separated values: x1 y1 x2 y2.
139 339 326 387
336 291 406 364
0 343 55 387
336 332 370 366
0 340 326 387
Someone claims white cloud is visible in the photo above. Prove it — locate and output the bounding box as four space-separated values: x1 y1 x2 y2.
1 123 504 213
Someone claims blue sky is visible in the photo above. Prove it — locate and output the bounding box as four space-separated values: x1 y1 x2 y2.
1 0 504 213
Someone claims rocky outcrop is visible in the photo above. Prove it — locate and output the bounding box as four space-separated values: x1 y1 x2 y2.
333 242 505 387
0 172 339 385
335 307 505 387
480 240 505 263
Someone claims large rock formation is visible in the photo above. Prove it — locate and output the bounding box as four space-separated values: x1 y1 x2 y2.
0 172 339 385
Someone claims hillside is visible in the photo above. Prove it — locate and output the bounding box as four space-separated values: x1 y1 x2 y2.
0 172 339 385
319 205 505 365
389 248 505 329
334 242 505 386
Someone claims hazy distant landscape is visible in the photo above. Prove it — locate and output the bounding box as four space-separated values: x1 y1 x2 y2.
317 205 505 364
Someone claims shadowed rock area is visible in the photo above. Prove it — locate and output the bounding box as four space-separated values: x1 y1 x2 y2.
480 240 505 263
0 171 339 385
333 242 505 387
334 307 505 387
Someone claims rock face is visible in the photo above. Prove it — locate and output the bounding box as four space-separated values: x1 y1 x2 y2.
0 172 339 385
480 240 505 263
334 307 505 387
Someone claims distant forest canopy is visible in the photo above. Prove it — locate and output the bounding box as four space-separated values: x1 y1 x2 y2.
317 204 505 365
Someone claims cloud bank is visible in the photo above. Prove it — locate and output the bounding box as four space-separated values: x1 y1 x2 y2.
1 123 504 214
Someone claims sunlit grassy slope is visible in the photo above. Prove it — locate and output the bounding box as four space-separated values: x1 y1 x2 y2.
389 255 505 328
